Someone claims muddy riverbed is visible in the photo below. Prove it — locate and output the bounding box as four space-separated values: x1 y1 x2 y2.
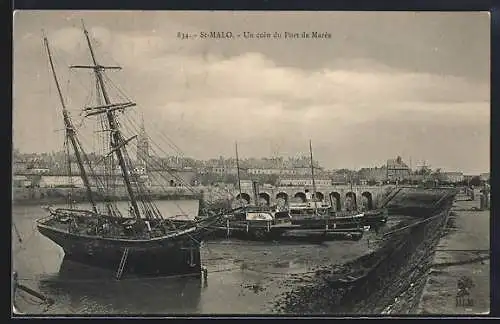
13 188 457 315
13 204 411 314
273 191 457 314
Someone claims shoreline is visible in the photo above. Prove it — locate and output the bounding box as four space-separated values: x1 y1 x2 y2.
13 187 464 314
272 187 458 314
416 199 490 314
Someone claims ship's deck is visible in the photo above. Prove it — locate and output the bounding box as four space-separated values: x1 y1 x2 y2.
38 208 196 240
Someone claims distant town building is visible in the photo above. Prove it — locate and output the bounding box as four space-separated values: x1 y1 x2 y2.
386 156 411 181
280 169 299 175
440 172 464 183
358 167 387 183
209 166 239 175
91 164 122 176
278 175 331 187
12 160 29 174
331 172 348 185
248 168 282 175
25 167 50 175
202 155 322 177
480 172 490 182
39 176 85 188
206 165 317 177
463 175 476 184
293 167 321 176
12 175 31 188
148 170 197 188
330 170 361 185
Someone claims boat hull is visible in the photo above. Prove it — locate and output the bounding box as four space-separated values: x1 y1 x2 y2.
362 209 388 227
37 224 201 278
290 214 364 230
202 221 363 243
289 209 388 230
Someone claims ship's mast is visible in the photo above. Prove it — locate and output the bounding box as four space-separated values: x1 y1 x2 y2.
75 22 142 220
43 36 98 214
309 140 318 211
235 142 242 198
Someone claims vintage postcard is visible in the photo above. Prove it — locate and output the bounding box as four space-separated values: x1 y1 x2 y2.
12 10 490 316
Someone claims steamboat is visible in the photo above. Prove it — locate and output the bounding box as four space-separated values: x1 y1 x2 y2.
287 141 388 234
204 142 376 242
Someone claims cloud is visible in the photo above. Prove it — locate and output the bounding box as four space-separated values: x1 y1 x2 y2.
135 50 488 129
176 53 488 103
46 26 489 107
13 22 490 173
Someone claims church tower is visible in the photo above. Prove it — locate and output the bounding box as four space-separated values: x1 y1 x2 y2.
136 115 149 169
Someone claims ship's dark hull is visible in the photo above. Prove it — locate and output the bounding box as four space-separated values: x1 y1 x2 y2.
362 209 388 227
290 209 388 231
290 214 364 230
291 218 363 230
37 224 201 278
202 221 363 243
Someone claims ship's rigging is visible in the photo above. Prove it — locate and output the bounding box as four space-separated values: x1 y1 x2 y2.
309 139 318 213
33 23 243 281
43 22 231 222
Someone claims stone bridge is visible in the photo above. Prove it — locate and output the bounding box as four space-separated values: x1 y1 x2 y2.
230 185 390 211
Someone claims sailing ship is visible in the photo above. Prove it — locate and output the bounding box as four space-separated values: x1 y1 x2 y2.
35 24 224 279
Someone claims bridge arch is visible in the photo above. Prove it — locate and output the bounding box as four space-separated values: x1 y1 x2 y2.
361 191 374 210
236 193 251 204
330 192 342 211
276 192 289 203
258 192 271 206
314 192 324 201
294 192 307 202
346 191 357 211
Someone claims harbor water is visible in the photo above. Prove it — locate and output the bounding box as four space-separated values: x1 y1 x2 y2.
13 200 383 315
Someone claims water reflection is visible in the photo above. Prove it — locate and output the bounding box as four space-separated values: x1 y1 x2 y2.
38 258 203 314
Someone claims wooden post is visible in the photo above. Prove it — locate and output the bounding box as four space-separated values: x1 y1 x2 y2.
189 247 195 267
11 272 18 310
202 266 208 281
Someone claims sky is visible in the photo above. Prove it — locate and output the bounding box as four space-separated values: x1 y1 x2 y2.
12 11 490 174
